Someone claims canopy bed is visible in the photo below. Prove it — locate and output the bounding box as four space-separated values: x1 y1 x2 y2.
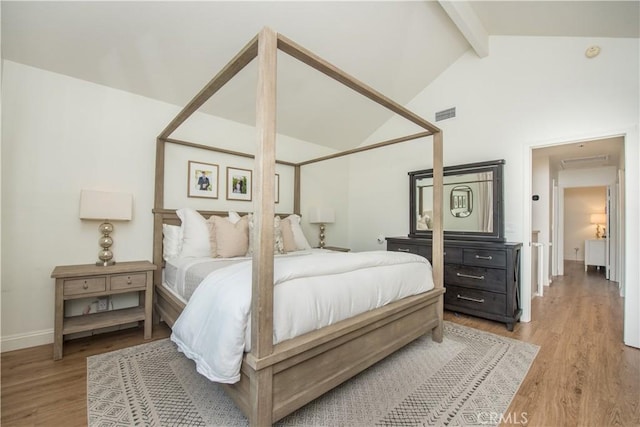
152 27 445 426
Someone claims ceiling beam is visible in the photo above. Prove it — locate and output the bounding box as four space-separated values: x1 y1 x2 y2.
438 0 489 58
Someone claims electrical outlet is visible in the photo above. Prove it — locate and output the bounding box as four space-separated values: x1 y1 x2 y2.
97 297 109 312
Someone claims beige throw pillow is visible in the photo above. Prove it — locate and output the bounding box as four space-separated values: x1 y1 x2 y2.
207 215 249 258
280 217 297 253
206 215 221 257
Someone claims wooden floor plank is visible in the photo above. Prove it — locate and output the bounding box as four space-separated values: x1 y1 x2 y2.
1 261 638 426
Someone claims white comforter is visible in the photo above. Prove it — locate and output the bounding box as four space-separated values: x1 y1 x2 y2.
171 250 433 383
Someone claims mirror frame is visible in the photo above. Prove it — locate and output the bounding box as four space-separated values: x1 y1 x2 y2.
409 159 505 242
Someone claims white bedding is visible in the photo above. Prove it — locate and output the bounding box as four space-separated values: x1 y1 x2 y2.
164 249 321 301
170 250 433 384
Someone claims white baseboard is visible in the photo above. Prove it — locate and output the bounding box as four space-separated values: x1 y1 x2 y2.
1 323 140 353
1 329 53 353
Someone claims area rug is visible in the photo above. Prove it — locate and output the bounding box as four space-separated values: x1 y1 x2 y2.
87 322 538 426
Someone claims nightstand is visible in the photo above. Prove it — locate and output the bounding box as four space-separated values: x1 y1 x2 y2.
50 260 156 360
584 239 606 271
321 246 351 252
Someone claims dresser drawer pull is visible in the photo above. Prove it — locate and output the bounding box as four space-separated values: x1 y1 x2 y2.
457 294 485 303
83 281 89 290
397 248 411 252
456 272 485 280
475 254 493 260
127 277 132 285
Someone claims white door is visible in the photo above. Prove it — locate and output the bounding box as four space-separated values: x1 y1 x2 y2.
606 184 617 281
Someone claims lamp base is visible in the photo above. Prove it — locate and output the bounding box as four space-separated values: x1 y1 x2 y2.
96 222 116 267
595 224 603 239
318 223 326 249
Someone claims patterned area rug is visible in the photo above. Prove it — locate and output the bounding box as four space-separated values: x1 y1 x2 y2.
87 322 538 426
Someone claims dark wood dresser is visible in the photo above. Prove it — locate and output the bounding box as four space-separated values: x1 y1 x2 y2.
387 236 522 330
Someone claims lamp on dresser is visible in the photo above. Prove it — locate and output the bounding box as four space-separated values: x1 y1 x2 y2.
309 207 335 249
590 213 606 238
79 189 133 266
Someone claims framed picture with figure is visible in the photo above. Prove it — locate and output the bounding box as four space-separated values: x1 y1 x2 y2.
227 167 252 201
188 161 219 199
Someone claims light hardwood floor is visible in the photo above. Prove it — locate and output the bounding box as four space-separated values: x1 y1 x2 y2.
2 261 638 426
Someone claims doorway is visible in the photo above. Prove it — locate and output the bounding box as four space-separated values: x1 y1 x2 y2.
530 135 625 300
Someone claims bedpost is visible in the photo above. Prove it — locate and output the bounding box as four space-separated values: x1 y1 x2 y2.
294 165 301 215
153 138 165 289
250 26 278 426
431 130 444 343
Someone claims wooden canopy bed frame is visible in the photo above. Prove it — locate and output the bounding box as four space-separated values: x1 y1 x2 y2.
152 27 445 426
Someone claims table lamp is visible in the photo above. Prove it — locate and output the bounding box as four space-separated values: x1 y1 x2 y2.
80 190 133 266
309 207 335 249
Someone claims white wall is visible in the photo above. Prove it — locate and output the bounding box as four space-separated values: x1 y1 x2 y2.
563 187 606 260
0 60 335 351
347 36 639 347
559 167 616 255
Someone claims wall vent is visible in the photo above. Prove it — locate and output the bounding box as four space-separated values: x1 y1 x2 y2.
435 107 456 122
560 154 609 169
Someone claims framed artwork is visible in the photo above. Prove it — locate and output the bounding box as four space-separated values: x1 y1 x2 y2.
275 174 280 204
188 161 219 199
227 167 252 201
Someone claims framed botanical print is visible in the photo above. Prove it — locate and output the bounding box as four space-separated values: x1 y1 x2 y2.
187 161 219 199
227 167 252 201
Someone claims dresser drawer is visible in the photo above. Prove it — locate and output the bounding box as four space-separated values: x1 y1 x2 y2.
63 277 106 296
445 264 506 293
445 285 506 316
463 248 506 268
110 273 147 291
387 241 428 258
443 247 463 264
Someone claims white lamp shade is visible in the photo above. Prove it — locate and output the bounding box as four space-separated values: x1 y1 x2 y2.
79 190 133 221
590 213 606 225
309 207 335 224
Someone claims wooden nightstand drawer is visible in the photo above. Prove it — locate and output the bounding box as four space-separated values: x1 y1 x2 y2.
63 277 106 296
111 273 147 290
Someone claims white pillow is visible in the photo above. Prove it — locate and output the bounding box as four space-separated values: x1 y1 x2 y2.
176 208 211 258
162 224 183 260
287 214 312 250
228 211 242 224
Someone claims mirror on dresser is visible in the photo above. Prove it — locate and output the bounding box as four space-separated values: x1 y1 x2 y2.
388 159 522 331
409 159 505 242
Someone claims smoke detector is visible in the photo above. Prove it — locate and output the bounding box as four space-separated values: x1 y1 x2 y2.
585 46 601 58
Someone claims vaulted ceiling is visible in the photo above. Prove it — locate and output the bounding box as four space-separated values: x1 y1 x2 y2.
3 1 638 156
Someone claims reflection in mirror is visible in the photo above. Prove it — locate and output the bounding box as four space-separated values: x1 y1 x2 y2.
451 185 473 218
416 173 492 232
410 160 504 241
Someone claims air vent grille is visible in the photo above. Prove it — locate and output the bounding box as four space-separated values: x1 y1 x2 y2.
560 154 609 169
435 107 456 122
